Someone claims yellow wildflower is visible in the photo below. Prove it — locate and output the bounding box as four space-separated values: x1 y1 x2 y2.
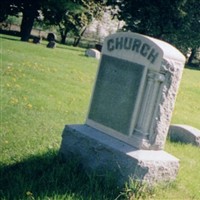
26 103 32 109
15 84 21 88
10 97 19 105
23 96 28 101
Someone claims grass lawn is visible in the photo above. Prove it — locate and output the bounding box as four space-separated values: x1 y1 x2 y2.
1 34 200 200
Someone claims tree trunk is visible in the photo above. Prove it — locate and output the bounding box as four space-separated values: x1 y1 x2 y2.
73 37 81 47
20 2 39 42
187 48 197 65
59 25 68 44
73 27 87 47
61 34 67 44
20 11 35 41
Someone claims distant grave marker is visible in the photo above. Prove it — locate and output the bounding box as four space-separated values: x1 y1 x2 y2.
85 48 100 59
47 32 56 48
33 36 42 44
169 124 200 146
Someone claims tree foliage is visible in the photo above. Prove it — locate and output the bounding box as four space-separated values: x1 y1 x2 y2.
174 0 200 52
0 0 43 41
1 0 105 44
1 0 199 61
85 9 124 42
0 0 20 22
42 0 80 44
107 0 200 58
72 1 105 46
42 0 105 45
42 0 102 46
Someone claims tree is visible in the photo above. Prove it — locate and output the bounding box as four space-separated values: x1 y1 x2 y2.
107 0 187 38
20 0 41 41
42 0 78 44
85 9 124 42
175 0 200 64
1 0 105 45
107 0 200 63
42 0 105 45
0 0 42 41
72 1 106 46
0 0 14 22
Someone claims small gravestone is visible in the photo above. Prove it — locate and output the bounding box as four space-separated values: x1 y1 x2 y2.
33 37 42 44
47 32 56 48
47 41 56 48
85 48 100 59
95 44 102 52
59 32 186 185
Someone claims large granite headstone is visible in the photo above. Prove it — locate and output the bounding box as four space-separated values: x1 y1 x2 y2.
59 32 186 185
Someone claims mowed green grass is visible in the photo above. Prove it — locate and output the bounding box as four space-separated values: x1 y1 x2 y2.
172 67 200 128
159 67 200 200
1 35 98 165
1 34 200 200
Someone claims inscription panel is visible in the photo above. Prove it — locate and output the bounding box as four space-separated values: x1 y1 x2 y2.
88 55 144 135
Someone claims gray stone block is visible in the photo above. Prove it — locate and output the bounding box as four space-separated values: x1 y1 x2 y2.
85 48 100 59
59 124 179 186
169 124 200 146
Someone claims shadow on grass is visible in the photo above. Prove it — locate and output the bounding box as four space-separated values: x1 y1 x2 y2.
0 33 21 42
0 150 120 200
185 64 200 71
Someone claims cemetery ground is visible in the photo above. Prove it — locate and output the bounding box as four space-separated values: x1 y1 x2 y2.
1 34 200 200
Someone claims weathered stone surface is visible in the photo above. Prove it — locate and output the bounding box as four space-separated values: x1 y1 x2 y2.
148 58 184 149
169 124 200 146
60 124 179 186
85 48 101 59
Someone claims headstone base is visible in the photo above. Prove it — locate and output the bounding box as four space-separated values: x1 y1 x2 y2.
59 124 179 186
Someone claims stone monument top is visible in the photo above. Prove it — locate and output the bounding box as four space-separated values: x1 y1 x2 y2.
86 32 185 150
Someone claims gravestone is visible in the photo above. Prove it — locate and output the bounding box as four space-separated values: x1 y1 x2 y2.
47 32 57 42
47 41 56 48
59 32 186 185
85 48 101 59
33 36 42 44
